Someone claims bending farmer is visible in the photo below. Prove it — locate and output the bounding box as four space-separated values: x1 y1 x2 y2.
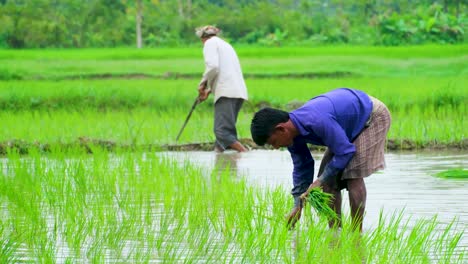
250 88 391 231
196 25 248 152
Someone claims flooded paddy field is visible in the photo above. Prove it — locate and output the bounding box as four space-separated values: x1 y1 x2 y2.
0 150 466 262
163 150 468 253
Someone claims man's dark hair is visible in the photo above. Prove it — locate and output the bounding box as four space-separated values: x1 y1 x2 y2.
250 107 290 146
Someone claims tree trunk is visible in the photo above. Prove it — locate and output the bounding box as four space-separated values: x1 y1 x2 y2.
177 0 184 19
186 0 192 20
136 0 143 49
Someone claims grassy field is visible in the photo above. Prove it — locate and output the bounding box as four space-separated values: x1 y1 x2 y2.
0 149 464 262
0 45 466 80
1 77 466 110
0 76 465 149
0 46 466 262
0 45 466 152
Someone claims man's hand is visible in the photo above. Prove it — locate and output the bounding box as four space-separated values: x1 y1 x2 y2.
286 206 302 229
198 89 210 102
299 179 322 200
299 192 308 200
198 83 210 102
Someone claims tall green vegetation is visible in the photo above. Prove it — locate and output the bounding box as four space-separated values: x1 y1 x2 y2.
0 76 465 148
0 0 465 48
0 45 465 149
0 45 466 81
0 149 465 262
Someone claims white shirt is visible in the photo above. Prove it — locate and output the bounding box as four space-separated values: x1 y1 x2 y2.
200 36 248 103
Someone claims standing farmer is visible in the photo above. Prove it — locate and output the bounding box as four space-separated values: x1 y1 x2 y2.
250 88 391 231
196 25 248 152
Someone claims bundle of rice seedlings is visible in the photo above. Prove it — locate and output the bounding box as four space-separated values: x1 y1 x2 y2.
435 169 468 179
305 187 338 220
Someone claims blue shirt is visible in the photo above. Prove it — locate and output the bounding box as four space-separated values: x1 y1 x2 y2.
288 88 373 199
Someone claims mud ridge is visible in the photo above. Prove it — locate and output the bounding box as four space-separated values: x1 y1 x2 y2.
0 137 466 156
6 71 357 81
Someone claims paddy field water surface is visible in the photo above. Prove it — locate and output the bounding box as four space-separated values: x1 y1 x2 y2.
162 150 468 251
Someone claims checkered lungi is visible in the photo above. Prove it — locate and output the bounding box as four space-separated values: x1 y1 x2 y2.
318 96 392 189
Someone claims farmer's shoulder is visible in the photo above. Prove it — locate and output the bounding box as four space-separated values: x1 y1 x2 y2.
205 36 222 45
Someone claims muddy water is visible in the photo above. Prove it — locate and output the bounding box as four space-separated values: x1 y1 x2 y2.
162 150 468 252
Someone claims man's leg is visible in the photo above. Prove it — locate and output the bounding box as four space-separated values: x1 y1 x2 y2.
322 183 342 229
347 178 367 232
228 98 247 152
341 96 390 232
214 97 247 152
214 142 224 153
318 150 342 228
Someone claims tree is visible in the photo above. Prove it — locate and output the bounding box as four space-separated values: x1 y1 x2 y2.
0 0 464 48
122 0 160 48
177 0 192 20
136 0 143 48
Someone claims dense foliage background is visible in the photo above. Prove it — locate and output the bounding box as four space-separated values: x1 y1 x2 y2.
0 0 466 48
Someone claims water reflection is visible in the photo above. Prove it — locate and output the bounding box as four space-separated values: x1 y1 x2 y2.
214 152 241 176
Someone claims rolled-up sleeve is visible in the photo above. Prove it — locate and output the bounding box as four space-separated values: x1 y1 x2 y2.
288 138 315 207
199 40 219 87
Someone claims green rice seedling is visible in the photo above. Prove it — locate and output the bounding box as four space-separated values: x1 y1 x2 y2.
304 187 338 220
436 169 468 179
0 79 199 111
1 76 466 112
0 148 466 262
294 209 466 263
0 45 465 80
0 95 464 151
0 228 20 263
428 219 464 263
0 73 465 150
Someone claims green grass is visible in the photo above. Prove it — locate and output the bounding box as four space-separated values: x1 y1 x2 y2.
0 45 466 80
0 45 465 60
0 46 465 149
0 46 466 262
0 77 465 111
0 77 465 148
0 148 465 262
0 108 217 145
0 104 464 149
